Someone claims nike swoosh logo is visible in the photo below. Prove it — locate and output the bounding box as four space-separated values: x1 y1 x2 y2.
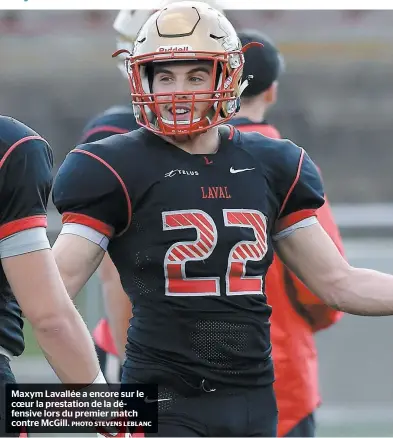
230 167 255 174
144 397 172 403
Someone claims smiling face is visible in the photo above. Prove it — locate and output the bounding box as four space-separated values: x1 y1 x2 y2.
151 61 215 124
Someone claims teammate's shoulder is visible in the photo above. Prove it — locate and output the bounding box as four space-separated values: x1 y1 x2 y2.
81 105 138 141
0 116 51 163
87 105 136 127
81 126 147 150
0 115 39 145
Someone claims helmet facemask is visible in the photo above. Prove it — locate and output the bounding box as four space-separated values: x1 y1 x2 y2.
117 48 245 137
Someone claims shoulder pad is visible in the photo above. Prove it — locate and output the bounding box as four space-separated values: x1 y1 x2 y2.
0 116 41 156
81 105 139 143
236 130 294 162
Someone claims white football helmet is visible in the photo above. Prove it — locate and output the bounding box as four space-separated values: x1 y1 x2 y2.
113 0 225 78
113 1 255 137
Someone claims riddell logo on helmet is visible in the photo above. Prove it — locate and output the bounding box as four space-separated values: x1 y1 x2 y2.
157 45 193 52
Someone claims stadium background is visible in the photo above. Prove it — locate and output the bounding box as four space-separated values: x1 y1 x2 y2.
0 9 392 436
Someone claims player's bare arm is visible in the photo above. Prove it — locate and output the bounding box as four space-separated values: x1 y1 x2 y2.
53 233 105 299
98 254 131 361
2 249 103 383
275 221 393 316
0 116 104 385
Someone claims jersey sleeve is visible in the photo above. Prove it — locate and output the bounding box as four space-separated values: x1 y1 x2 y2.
52 142 131 245
273 142 325 239
0 129 53 258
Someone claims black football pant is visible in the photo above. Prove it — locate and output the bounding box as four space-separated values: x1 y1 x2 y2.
285 412 316 437
122 364 278 437
0 354 19 437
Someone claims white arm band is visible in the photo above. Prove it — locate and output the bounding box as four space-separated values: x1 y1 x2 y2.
60 223 109 251
273 216 318 241
0 227 50 259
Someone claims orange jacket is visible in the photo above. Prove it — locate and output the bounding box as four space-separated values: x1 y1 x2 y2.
233 121 344 436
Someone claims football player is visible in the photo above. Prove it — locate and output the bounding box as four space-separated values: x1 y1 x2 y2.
82 0 225 383
232 30 345 437
0 116 105 437
52 3 393 436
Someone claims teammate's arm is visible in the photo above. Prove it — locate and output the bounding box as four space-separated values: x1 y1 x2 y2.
275 222 393 316
0 128 102 384
98 254 131 360
3 251 102 383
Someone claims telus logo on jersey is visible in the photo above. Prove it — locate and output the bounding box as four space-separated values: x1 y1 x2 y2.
165 169 199 178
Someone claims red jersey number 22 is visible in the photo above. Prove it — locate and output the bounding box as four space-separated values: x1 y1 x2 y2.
162 209 268 296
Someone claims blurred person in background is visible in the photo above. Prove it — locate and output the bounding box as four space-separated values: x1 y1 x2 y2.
79 0 225 384
230 30 345 437
0 116 105 436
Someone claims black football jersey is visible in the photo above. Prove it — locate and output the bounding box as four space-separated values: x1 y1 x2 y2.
80 105 139 144
53 126 324 386
0 116 53 356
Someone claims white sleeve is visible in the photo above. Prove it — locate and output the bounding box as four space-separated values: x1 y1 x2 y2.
272 216 318 241
60 223 109 250
0 227 50 259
